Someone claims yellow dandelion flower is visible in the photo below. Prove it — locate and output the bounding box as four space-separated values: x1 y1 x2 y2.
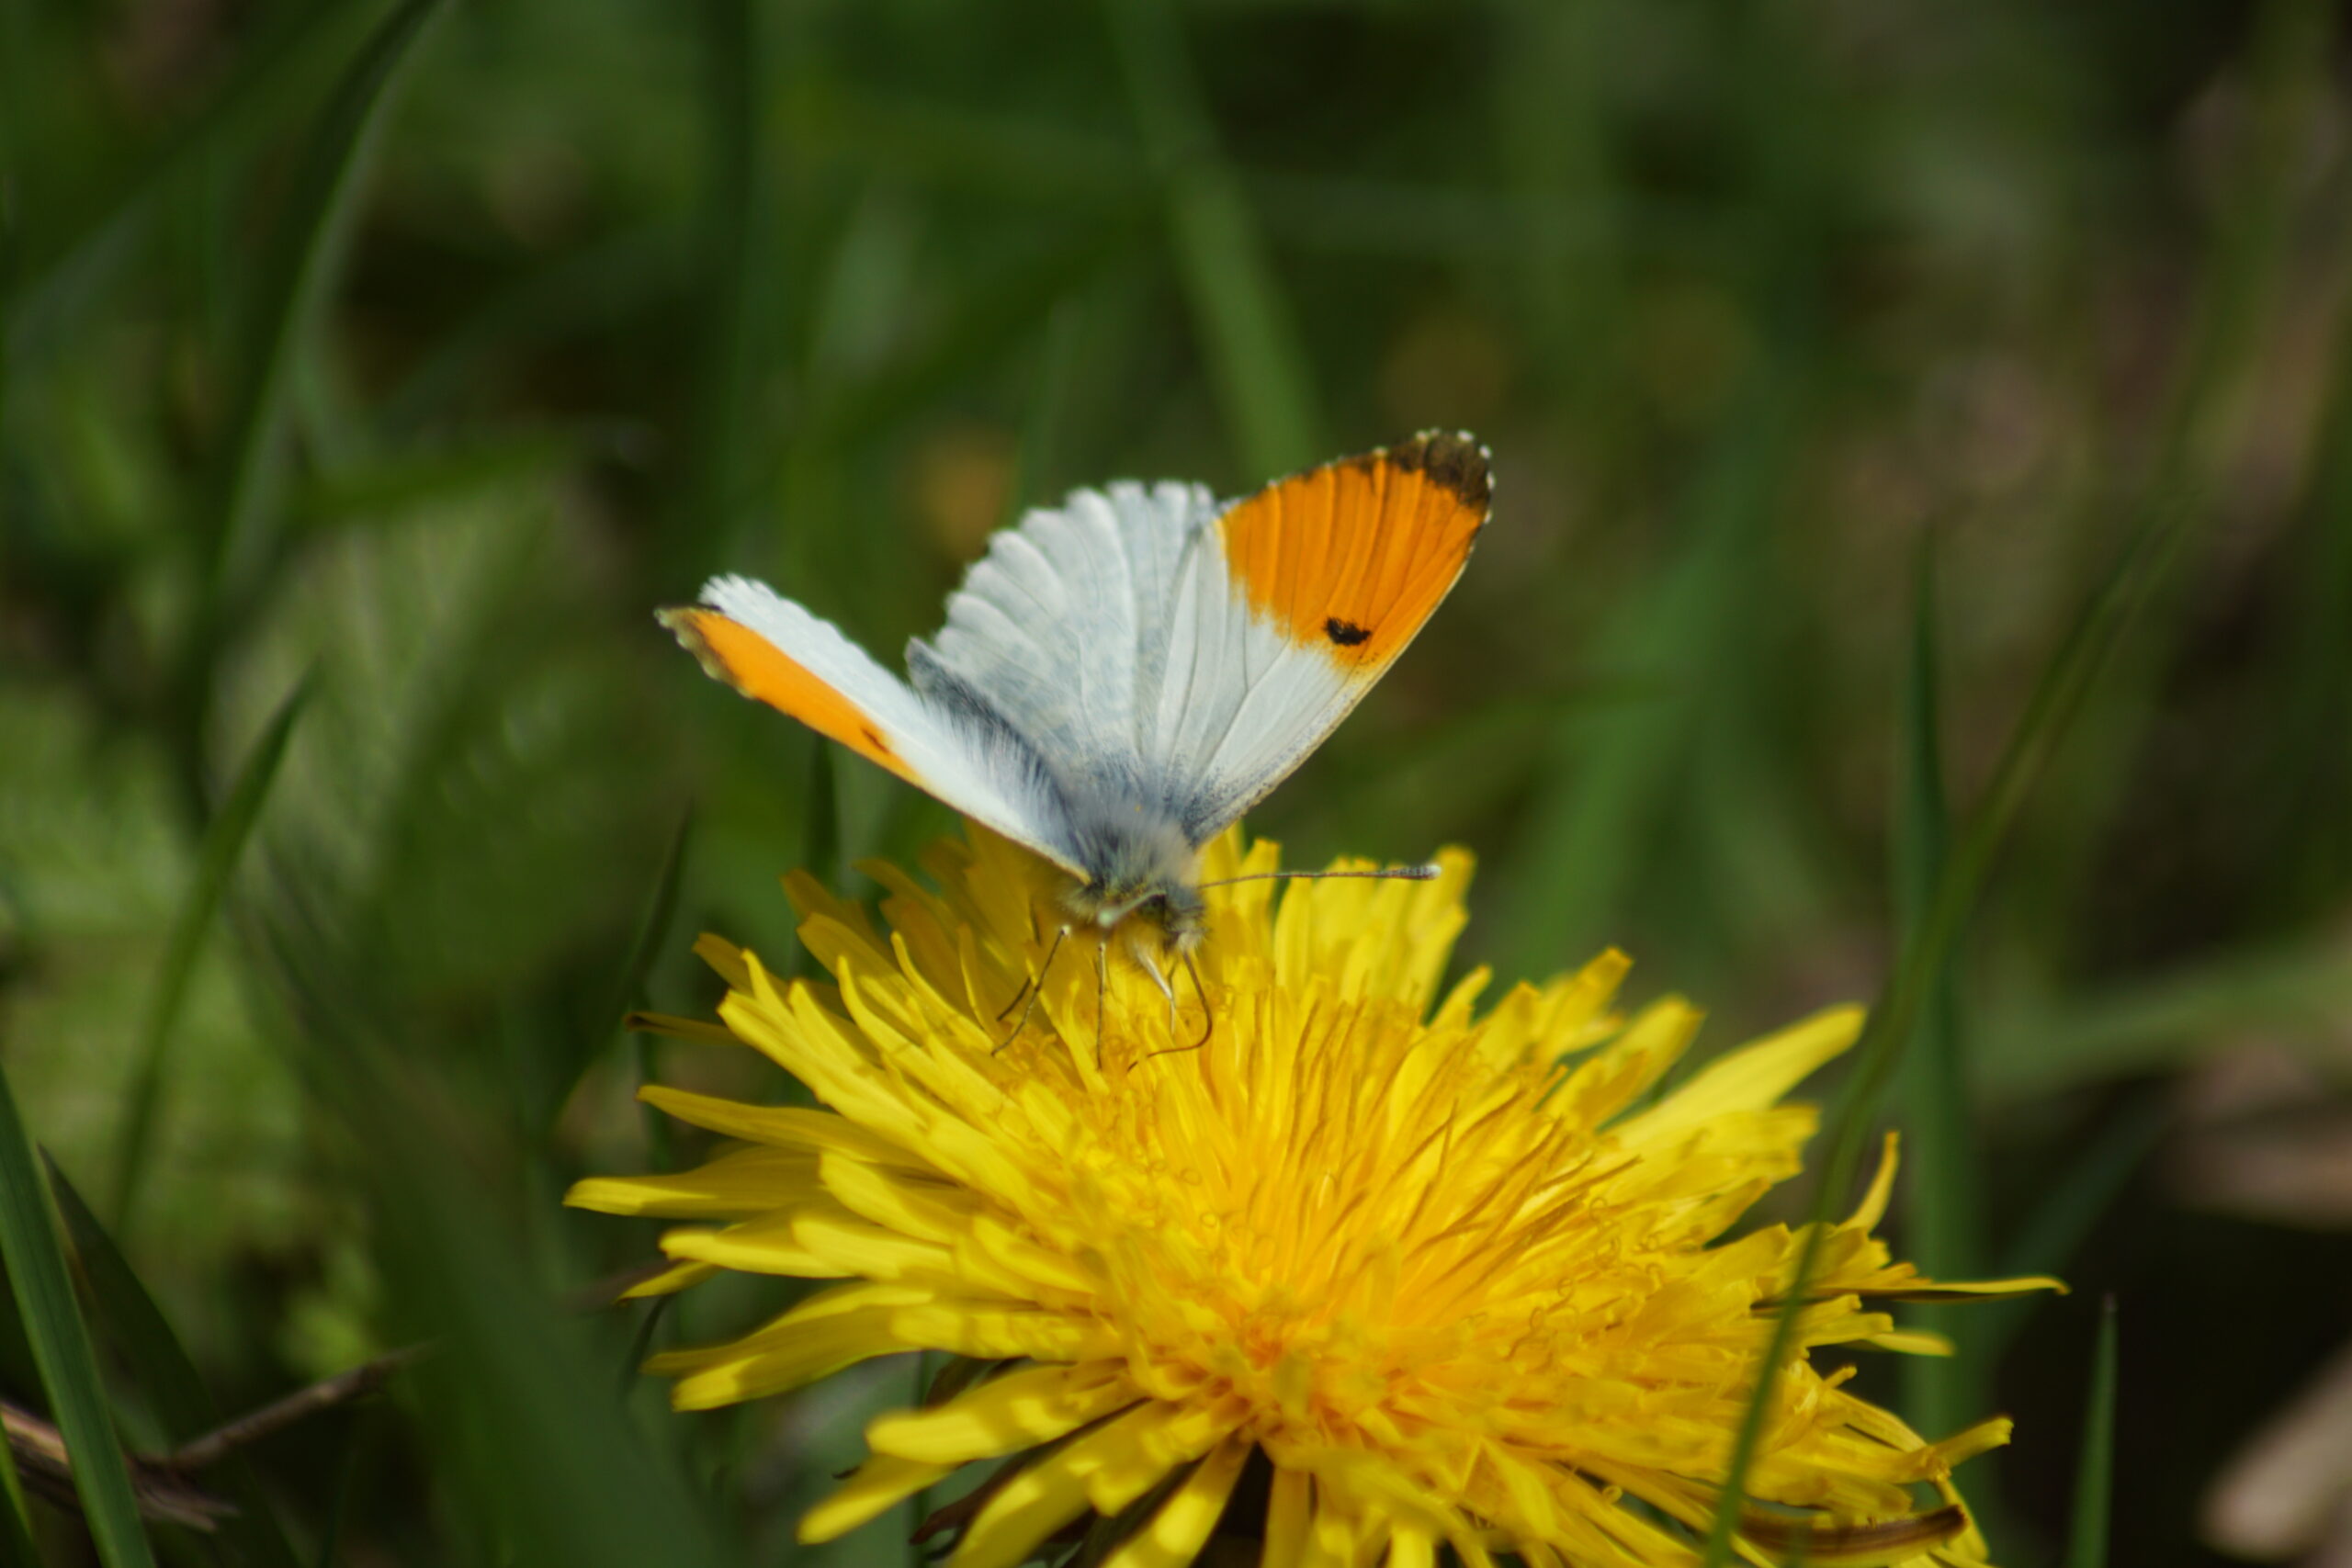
569 828 2058 1568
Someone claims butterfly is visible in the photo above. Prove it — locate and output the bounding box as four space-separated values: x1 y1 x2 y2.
661 429 1490 1015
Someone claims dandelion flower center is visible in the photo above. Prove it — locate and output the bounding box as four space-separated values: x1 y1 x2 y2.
570 828 2057 1568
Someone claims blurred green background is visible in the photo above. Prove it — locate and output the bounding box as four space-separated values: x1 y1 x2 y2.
3 0 2350 1562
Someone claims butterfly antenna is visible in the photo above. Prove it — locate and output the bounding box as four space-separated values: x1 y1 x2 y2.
1196 863 1442 890
995 925 1068 1052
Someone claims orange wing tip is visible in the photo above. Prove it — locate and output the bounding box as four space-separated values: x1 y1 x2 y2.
1219 431 1494 663
659 604 925 787
657 605 746 694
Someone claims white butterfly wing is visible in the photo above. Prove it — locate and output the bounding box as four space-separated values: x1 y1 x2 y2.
1146 539 1353 842
1148 432 1491 840
909 478 1216 818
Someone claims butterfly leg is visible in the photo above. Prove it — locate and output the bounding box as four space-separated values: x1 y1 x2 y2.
1182 951 1213 1051
1094 938 1111 1047
995 925 1069 1052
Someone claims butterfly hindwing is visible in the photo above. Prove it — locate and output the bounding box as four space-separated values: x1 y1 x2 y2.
910 479 1217 815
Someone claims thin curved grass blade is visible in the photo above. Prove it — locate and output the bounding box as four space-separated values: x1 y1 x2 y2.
2017 0 2334 960
682 0 775 552
201 0 448 618
110 675 310 1236
1102 0 1319 479
2 0 378 373
48 1161 304 1568
1979 938 2352 1100
1979 1098 2165 1365
1502 374 1793 977
312 1409 368 1568
2067 1298 2120 1568
1894 540 1987 1440
621 809 695 1168
1701 469 2198 1567
0 1421 37 1567
1001 297 1086 530
246 840 738 1568
0 1055 156 1567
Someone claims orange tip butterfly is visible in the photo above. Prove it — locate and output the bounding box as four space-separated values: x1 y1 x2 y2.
661 430 1490 979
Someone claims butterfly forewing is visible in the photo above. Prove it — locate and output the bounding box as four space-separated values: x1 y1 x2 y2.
664 579 1084 876
1151 431 1490 841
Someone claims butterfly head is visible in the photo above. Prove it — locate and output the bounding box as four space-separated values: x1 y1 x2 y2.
1130 882 1209 955
1069 871 1208 958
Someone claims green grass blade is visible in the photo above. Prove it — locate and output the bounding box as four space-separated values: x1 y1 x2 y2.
313 1410 369 1568
1502 374 1792 977
618 1296 676 1398
1102 0 1319 479
1491 0 1624 411
684 0 774 554
1894 540 1986 1439
296 429 594 528
48 1160 304 1568
0 1055 157 1567
802 742 842 897
0 1310 37 1568
2000 1100 2165 1283
610 809 695 1037
361 1066 737 1568
1980 933 2352 1100
197 0 447 635
1001 298 1086 529
811 223 1138 454
110 676 309 1236
1871 494 2199 1110
376 224 691 435
1702 449 2199 1567
621 809 695 1168
2066 1297 2120 1568
2263 231 2352 915
50 1162 221 1443
0 0 23 291
2 0 377 373
2013 0 2332 961
1978 1098 2165 1365
248 861 736 1568
906 1351 936 1568
0 1438 35 1567
1697 1220 1826 1568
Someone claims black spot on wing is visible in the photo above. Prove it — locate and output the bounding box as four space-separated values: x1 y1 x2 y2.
1324 617 1371 647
